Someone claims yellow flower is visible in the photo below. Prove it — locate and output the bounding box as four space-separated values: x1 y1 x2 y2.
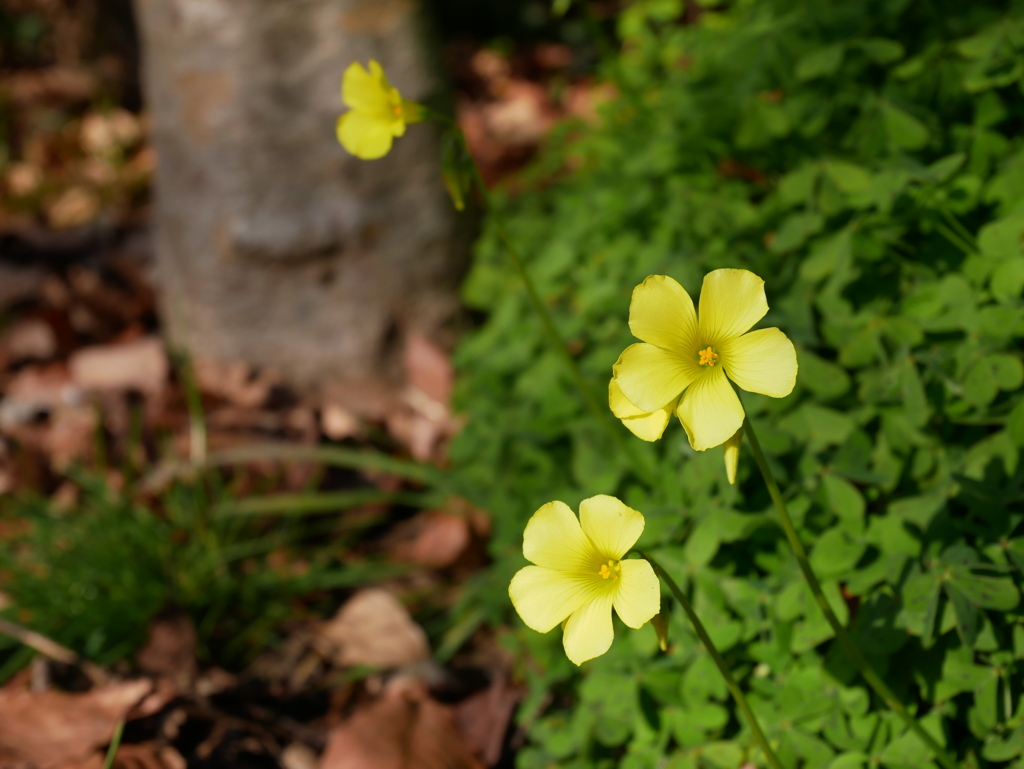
611 270 797 451
723 428 742 485
610 377 744 483
336 60 422 160
509 496 660 665
608 377 676 442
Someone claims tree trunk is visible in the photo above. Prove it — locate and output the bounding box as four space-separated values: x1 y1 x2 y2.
133 0 467 393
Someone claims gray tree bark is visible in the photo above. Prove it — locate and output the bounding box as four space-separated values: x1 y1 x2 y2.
133 0 467 391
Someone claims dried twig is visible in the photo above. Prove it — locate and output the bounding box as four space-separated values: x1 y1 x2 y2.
0 618 108 685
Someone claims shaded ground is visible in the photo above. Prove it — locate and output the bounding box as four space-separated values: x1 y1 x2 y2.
0 2 616 768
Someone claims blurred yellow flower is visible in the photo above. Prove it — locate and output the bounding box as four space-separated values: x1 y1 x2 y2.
336 60 421 160
612 270 797 451
509 496 660 665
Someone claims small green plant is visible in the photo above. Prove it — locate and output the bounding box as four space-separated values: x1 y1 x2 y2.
0 460 416 679
1 476 169 672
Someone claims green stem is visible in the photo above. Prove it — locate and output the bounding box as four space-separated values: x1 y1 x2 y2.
939 207 977 251
460 137 655 484
640 551 783 769
934 220 977 258
472 174 604 424
102 720 125 769
171 350 207 465
743 418 959 769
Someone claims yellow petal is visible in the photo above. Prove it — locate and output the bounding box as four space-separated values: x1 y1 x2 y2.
618 410 674 442
613 343 699 414
723 428 742 485
628 275 699 352
336 112 396 160
342 61 391 113
522 500 596 572
697 269 768 345
675 367 745 451
609 379 675 442
579 495 645 559
720 327 798 398
613 559 661 628
509 565 596 633
368 60 390 87
562 592 615 665
608 378 647 419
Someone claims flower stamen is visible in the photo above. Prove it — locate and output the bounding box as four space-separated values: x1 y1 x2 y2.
698 346 719 367
599 559 622 580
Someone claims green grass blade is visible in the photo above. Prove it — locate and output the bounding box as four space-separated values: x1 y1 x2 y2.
143 443 451 491
215 488 445 518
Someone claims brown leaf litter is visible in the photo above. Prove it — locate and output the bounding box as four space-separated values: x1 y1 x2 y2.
0 678 152 769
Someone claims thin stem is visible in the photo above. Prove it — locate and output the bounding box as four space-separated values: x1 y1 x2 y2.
0 618 78 665
463 167 590 411
934 220 977 258
0 618 108 685
102 721 125 769
640 551 783 769
939 207 977 251
743 418 959 769
141 441 449 494
461 139 656 485
171 351 207 465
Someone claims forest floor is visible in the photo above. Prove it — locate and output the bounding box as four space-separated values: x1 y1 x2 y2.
0 8 614 769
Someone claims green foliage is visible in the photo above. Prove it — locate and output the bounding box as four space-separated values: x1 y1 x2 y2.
0 471 402 676
450 0 1024 765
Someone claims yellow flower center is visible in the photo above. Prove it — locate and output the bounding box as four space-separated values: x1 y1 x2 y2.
697 346 719 367
393 102 403 119
599 559 622 580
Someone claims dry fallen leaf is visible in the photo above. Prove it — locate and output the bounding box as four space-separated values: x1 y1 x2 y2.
564 80 618 124
0 679 151 769
108 743 187 769
193 358 276 409
69 336 168 394
320 677 483 769
457 673 520 766
47 186 100 230
320 403 361 441
319 377 402 423
80 156 117 187
2 318 58 361
388 335 459 461
5 161 43 197
80 109 140 155
389 510 471 569
45 403 99 470
385 405 448 463
3 363 78 412
6 66 96 106
403 333 452 407
534 43 573 70
317 589 430 669
470 49 511 92
136 614 198 688
481 81 556 147
281 743 319 769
